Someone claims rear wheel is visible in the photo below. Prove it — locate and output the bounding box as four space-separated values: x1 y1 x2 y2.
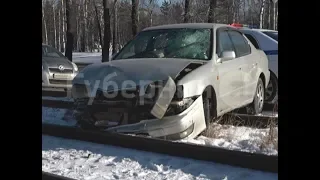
265 72 278 102
247 78 264 115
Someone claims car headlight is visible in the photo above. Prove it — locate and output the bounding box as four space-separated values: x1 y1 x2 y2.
71 62 78 72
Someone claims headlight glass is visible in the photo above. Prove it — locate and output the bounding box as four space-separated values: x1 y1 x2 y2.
72 62 78 71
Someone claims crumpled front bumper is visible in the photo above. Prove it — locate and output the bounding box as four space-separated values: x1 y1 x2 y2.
106 95 206 140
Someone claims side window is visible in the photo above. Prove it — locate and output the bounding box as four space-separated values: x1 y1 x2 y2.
228 30 251 57
244 34 260 49
217 30 234 57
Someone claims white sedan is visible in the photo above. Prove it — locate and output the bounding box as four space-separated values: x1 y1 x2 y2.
71 23 270 140
239 28 278 103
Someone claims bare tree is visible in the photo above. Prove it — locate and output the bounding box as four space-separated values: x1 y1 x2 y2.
41 0 277 54
184 0 190 23
65 0 74 61
57 2 61 50
208 0 216 23
61 0 66 52
112 0 119 54
42 0 48 44
131 0 139 37
94 0 103 50
53 2 57 48
259 0 266 29
273 1 276 30
102 0 111 62
84 0 89 51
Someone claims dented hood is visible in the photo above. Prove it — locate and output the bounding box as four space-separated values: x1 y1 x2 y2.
72 58 196 92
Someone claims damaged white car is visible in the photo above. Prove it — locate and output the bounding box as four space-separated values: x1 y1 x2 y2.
71 23 270 140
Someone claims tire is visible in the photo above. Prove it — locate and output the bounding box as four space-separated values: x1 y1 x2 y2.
203 93 215 127
247 78 265 115
265 72 278 102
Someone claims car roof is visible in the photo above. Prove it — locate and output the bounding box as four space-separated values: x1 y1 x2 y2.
142 23 233 31
252 28 277 32
239 28 277 33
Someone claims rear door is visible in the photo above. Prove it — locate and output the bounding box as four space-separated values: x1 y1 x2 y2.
216 28 243 112
227 30 256 104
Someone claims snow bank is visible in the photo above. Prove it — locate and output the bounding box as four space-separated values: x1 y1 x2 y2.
179 123 278 156
42 135 277 180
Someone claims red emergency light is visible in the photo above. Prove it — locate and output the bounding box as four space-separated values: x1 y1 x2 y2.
230 23 243 28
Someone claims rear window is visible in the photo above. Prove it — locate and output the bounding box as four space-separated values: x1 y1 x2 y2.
244 34 260 49
262 31 278 41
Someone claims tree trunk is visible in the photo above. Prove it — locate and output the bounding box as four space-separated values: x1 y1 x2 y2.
243 0 246 23
112 0 118 55
150 10 153 26
61 0 66 52
102 0 111 62
184 0 190 23
208 0 216 23
84 0 89 51
268 1 271 29
259 0 266 29
131 0 139 37
65 0 74 61
57 5 61 51
42 1 48 44
53 4 57 48
94 0 103 50
232 0 236 23
273 2 276 30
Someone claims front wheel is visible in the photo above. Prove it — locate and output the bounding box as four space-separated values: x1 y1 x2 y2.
203 94 215 127
247 78 265 115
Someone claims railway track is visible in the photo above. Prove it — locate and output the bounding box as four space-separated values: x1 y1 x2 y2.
42 98 277 128
42 123 278 173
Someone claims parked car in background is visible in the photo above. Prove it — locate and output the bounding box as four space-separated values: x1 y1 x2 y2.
239 28 278 103
71 23 270 140
42 44 79 91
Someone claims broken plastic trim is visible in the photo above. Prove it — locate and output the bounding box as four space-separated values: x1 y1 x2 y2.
157 123 194 141
150 76 176 119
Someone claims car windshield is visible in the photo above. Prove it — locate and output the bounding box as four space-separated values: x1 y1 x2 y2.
262 31 278 41
113 28 213 61
42 45 65 58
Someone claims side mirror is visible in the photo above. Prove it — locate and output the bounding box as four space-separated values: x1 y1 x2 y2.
217 51 236 63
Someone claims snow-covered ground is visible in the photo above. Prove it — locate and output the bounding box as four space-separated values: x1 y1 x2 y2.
42 107 77 126
42 135 277 180
42 107 278 156
72 52 110 64
179 123 277 156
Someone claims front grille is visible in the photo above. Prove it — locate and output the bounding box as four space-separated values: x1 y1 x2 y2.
49 68 73 74
49 79 72 85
